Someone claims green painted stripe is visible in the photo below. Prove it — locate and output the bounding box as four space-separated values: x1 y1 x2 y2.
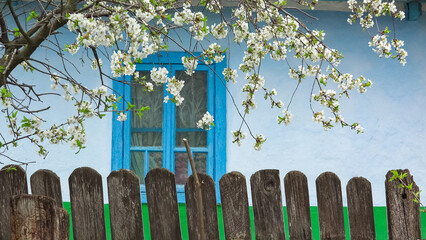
63 203 425 239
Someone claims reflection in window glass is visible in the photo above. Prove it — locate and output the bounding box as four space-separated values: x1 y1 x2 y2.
131 71 163 147
149 152 163 170
131 151 145 184
175 71 207 148
174 152 207 185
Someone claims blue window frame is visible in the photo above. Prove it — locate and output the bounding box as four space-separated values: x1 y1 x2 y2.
111 52 227 203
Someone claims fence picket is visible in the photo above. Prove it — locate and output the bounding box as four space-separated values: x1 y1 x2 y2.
0 165 28 240
316 172 345 240
145 168 182 240
185 173 220 240
346 177 375 240
284 171 312 240
30 169 63 207
251 169 286 240
107 169 144 240
54 207 70 240
385 169 421 239
10 195 56 240
219 171 252 240
69 167 106 240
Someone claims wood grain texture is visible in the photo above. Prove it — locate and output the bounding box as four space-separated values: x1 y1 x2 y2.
54 207 70 240
30 169 63 207
284 171 312 240
145 168 182 240
385 169 421 240
251 169 286 240
219 171 252 240
69 167 106 240
316 172 345 240
185 173 220 240
0 165 28 240
346 177 375 240
10 195 56 240
107 169 144 240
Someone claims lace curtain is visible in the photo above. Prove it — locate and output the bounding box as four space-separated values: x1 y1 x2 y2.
130 70 208 184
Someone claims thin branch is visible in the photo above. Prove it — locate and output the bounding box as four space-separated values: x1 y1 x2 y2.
7 0 32 44
0 11 9 44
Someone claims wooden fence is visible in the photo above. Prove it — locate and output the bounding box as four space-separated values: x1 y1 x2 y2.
0 165 422 240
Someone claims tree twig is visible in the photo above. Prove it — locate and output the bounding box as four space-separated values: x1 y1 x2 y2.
183 138 206 240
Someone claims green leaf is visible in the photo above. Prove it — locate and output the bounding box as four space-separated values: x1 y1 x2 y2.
6 166 17 172
126 102 135 110
26 11 38 22
13 28 21 37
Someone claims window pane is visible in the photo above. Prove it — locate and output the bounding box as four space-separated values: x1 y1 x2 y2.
175 153 188 185
130 151 163 184
175 71 207 148
174 152 207 185
149 152 163 170
131 71 163 147
194 153 207 174
131 151 145 184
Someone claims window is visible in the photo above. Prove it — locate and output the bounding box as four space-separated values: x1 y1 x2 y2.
111 52 226 202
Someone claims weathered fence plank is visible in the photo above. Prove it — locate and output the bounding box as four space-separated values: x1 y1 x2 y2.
145 168 182 240
185 173 220 240
30 169 63 207
316 172 345 240
10 195 56 240
54 207 70 240
385 169 421 240
219 171 252 240
0 165 28 240
346 177 375 240
107 169 144 240
69 167 106 240
284 171 312 240
251 169 286 240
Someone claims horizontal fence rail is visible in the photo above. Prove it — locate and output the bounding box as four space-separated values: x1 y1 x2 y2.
0 166 423 240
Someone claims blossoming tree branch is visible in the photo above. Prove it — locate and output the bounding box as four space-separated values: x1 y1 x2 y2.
0 0 406 165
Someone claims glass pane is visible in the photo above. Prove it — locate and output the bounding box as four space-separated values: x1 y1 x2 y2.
194 153 207 174
130 151 145 184
175 71 207 147
131 71 163 147
149 152 163 170
175 153 188 185
174 152 207 185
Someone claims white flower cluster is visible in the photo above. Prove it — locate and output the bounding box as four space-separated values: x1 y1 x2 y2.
347 0 406 65
202 43 226 64
189 12 209 41
182 56 198 76
277 108 293 126
91 59 103 70
223 68 238 83
253 134 266 151
211 22 228 39
172 2 194 26
166 77 185 106
196 111 215 130
111 51 136 77
117 112 127 122
22 117 42 134
50 73 60 90
232 130 247 146
313 110 325 123
150 67 169 84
